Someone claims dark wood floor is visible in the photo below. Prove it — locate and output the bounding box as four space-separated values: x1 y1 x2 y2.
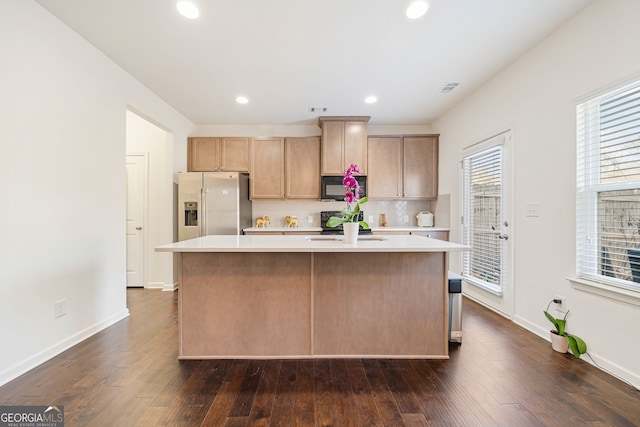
0 289 638 426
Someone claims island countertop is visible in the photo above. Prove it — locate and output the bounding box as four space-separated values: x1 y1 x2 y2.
156 234 469 253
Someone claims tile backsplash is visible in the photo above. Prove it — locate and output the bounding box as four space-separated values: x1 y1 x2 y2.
251 199 438 228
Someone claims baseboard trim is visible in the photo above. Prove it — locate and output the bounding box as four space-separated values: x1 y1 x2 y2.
163 282 178 292
145 281 165 289
0 308 130 387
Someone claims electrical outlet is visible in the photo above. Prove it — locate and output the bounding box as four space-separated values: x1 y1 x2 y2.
525 203 540 217
307 215 313 224
553 295 567 314
368 215 374 223
54 299 66 318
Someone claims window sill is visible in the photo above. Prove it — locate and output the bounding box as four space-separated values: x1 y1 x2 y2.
569 277 640 307
465 276 503 296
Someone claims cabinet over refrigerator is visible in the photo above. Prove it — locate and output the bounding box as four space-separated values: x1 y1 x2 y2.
178 172 252 241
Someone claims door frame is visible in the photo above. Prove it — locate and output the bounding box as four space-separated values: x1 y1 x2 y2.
126 152 149 288
460 130 515 318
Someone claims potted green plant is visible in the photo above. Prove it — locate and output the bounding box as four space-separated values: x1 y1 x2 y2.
544 301 587 358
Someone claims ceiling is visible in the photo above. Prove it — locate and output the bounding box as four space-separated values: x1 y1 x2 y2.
35 0 593 126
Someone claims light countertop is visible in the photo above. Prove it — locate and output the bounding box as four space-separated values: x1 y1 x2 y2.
243 226 449 233
156 234 468 253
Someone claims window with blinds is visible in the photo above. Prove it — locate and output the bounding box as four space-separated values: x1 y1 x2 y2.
462 145 504 294
577 79 640 289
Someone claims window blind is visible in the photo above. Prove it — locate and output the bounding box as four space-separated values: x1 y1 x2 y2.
463 145 504 293
577 79 640 289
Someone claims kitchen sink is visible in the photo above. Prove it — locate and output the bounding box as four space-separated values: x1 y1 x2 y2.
304 236 388 242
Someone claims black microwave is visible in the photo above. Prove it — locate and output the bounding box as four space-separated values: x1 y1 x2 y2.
321 175 367 201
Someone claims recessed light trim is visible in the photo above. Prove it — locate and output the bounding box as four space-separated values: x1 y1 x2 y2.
364 96 378 104
177 1 199 19
236 96 249 104
406 1 430 20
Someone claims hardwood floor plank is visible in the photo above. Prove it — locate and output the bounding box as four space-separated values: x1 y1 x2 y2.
230 359 265 417
246 359 281 427
344 359 384 427
161 360 233 426
269 360 298 427
293 360 315 427
200 361 250 426
329 358 360 426
313 359 337 427
379 359 422 414
401 413 430 427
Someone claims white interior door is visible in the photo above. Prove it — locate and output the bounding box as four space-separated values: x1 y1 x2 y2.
461 131 514 317
126 154 148 287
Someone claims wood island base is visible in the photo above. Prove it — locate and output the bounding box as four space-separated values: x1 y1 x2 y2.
178 251 448 359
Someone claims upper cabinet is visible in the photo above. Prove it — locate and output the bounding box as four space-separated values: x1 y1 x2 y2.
318 116 370 175
250 137 285 199
367 135 439 200
285 137 321 199
188 137 250 172
250 137 321 200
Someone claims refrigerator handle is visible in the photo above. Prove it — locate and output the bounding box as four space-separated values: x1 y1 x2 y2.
201 188 207 237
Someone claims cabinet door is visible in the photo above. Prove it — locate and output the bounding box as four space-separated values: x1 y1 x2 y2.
344 120 368 174
286 137 320 199
188 137 219 171
250 138 285 199
411 230 448 241
321 121 344 175
403 136 438 199
220 137 250 172
367 137 402 199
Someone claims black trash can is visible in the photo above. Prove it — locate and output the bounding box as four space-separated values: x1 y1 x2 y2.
448 271 462 343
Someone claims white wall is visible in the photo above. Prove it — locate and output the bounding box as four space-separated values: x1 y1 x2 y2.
434 0 640 388
0 1 194 385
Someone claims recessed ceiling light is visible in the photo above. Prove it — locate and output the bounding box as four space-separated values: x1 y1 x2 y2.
406 1 430 20
364 96 378 104
236 96 249 104
177 1 199 19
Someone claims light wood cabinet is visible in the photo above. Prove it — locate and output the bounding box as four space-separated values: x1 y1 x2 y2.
373 229 449 241
250 137 321 200
188 137 250 172
411 230 449 241
250 137 285 199
404 136 438 199
285 137 321 199
368 137 403 199
373 230 410 235
318 116 370 175
367 135 439 200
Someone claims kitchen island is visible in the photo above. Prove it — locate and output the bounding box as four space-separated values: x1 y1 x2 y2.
156 235 468 359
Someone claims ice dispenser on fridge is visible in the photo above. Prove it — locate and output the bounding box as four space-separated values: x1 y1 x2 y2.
184 202 198 226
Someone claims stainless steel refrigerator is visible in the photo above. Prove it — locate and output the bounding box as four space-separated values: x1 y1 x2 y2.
178 172 252 241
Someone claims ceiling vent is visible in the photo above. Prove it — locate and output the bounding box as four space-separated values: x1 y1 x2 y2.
308 107 328 113
440 82 460 93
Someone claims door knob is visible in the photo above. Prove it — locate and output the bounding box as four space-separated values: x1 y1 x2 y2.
136 226 143 230
498 234 508 240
